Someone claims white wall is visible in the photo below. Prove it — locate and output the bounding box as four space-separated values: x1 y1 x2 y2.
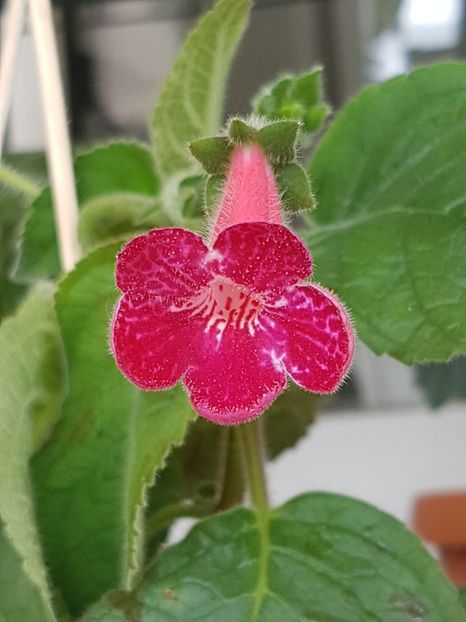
268 403 466 526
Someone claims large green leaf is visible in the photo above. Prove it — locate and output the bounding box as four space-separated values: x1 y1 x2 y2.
460 587 466 610
0 284 65 622
0 159 42 319
16 142 159 281
0 525 52 622
308 63 466 363
78 193 171 252
32 246 194 616
85 493 466 621
150 0 251 180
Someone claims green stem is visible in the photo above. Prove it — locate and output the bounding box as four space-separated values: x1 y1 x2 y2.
217 428 245 510
0 164 39 198
237 419 268 512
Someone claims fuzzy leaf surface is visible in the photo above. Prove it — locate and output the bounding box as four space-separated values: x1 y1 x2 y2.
78 193 171 252
89 493 466 621
0 525 53 622
308 63 466 363
0 154 45 321
0 169 36 318
150 0 251 178
0 284 64 621
32 246 194 616
16 142 159 281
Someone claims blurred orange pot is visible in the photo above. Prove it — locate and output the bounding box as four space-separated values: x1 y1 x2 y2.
413 492 466 585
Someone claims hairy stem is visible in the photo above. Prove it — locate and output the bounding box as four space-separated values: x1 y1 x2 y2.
0 165 39 198
237 419 268 512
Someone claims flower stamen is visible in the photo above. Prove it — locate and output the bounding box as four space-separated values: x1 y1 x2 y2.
179 278 262 342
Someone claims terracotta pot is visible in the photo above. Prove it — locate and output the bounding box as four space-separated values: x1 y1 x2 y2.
413 492 466 585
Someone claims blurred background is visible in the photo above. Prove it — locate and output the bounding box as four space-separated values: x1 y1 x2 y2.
1 0 466 577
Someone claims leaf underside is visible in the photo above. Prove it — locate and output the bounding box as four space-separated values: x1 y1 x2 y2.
0 284 64 621
32 246 194 616
150 0 252 178
0 525 52 622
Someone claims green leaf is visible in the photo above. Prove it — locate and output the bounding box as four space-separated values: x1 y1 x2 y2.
189 137 233 175
78 193 171 252
32 246 194 616
256 121 299 166
80 602 127 622
228 117 258 144
0 155 45 318
276 162 315 213
460 587 466 609
0 524 53 622
76 143 159 198
16 141 159 281
0 284 65 621
264 385 318 459
0 180 28 318
307 63 466 363
415 356 466 407
96 493 466 621
150 0 252 178
254 67 330 134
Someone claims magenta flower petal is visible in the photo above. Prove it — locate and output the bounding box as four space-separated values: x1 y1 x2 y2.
116 227 210 300
212 222 312 294
111 296 199 390
266 284 354 393
184 325 287 425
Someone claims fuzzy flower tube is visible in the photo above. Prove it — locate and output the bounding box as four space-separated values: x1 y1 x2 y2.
111 145 354 425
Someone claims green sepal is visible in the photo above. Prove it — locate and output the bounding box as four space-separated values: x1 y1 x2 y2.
228 118 257 143
256 120 299 166
202 129 307 217
189 137 233 175
276 162 315 212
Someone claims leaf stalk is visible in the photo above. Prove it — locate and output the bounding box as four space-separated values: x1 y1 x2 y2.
0 164 39 198
237 419 269 512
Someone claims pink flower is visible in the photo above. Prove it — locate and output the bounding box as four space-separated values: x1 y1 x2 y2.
111 144 353 425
